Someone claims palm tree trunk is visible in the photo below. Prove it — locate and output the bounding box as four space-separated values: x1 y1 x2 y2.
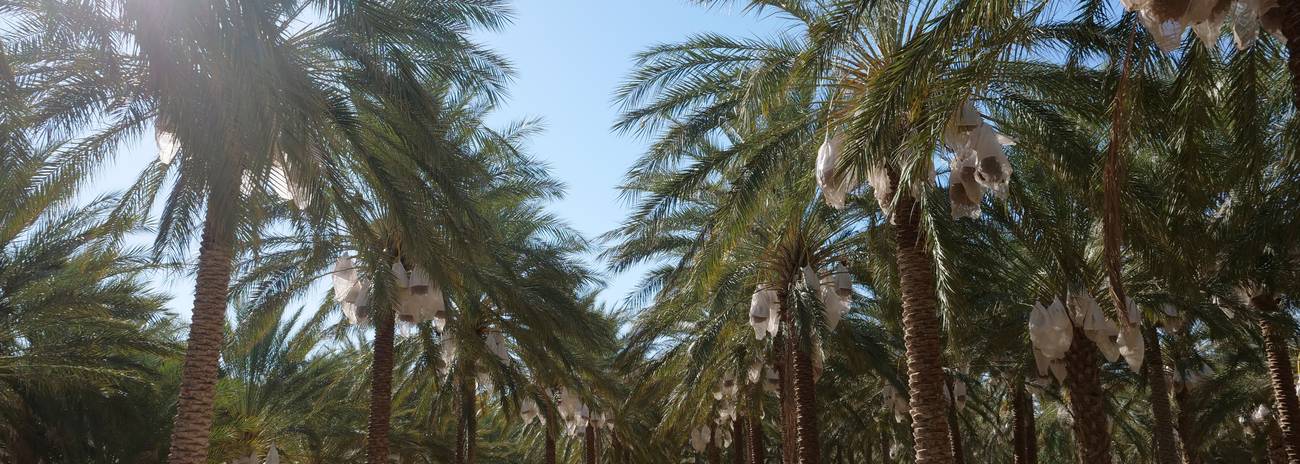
893 190 953 464
1269 418 1291 464
880 425 891 464
944 376 965 464
734 417 746 464
613 430 623 464
1063 328 1112 464
1143 325 1181 464
366 300 396 464
748 411 766 464
1024 389 1038 464
775 304 797 464
791 331 820 463
776 288 821 464
708 435 722 464
546 430 557 464
1012 381 1036 464
586 423 598 464
1254 294 1300 461
466 373 479 464
456 401 466 464
1012 385 1027 464
1174 389 1201 464
166 191 237 464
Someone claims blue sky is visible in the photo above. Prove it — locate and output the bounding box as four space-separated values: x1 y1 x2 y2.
474 0 782 310
94 1 784 319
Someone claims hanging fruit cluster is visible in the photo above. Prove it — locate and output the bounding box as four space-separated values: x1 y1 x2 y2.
1127 0 1283 52
942 100 1015 219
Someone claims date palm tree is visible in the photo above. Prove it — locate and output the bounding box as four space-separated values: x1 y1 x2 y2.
0 135 182 462
1 1 511 462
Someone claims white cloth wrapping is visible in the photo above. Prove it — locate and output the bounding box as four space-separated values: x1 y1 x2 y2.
949 151 983 219
156 128 179 165
1073 292 1121 363
690 425 712 452
967 125 1014 196
750 287 773 340
486 329 509 362
521 398 541 424
1117 323 1145 373
951 379 968 411
1029 298 1074 382
816 134 857 209
832 262 852 296
341 278 370 325
820 282 849 331
867 167 894 217
333 255 358 301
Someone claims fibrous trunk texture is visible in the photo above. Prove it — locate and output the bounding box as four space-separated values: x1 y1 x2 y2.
1064 329 1112 464
166 191 237 464
1268 418 1290 464
466 375 478 464
1012 381 1035 464
734 417 746 464
880 425 891 464
586 423 598 464
613 430 622 464
367 298 396 463
748 411 766 464
777 291 797 464
546 432 557 464
945 376 966 464
779 289 820 464
1174 389 1201 464
1143 325 1181 464
1024 388 1038 464
894 190 953 464
791 329 820 463
1255 295 1300 462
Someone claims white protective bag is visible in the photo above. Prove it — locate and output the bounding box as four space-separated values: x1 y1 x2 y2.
816 134 857 209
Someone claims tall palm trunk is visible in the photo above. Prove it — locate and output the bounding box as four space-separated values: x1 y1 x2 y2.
1024 388 1038 464
166 190 237 464
613 430 623 464
1011 381 1034 464
366 301 396 463
546 430 557 464
777 336 796 464
778 289 820 463
734 417 746 464
586 423 598 464
1063 328 1112 463
708 435 722 464
1174 389 1201 464
1254 294 1300 461
1143 325 1181 464
465 372 479 464
748 411 766 464
880 425 891 464
893 190 952 464
945 377 965 464
791 339 820 463
1268 418 1291 464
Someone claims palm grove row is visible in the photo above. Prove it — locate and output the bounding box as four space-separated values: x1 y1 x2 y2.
4 0 1300 463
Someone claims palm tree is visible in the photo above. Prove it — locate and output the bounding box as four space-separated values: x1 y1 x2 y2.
2 2 511 462
0 137 182 462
